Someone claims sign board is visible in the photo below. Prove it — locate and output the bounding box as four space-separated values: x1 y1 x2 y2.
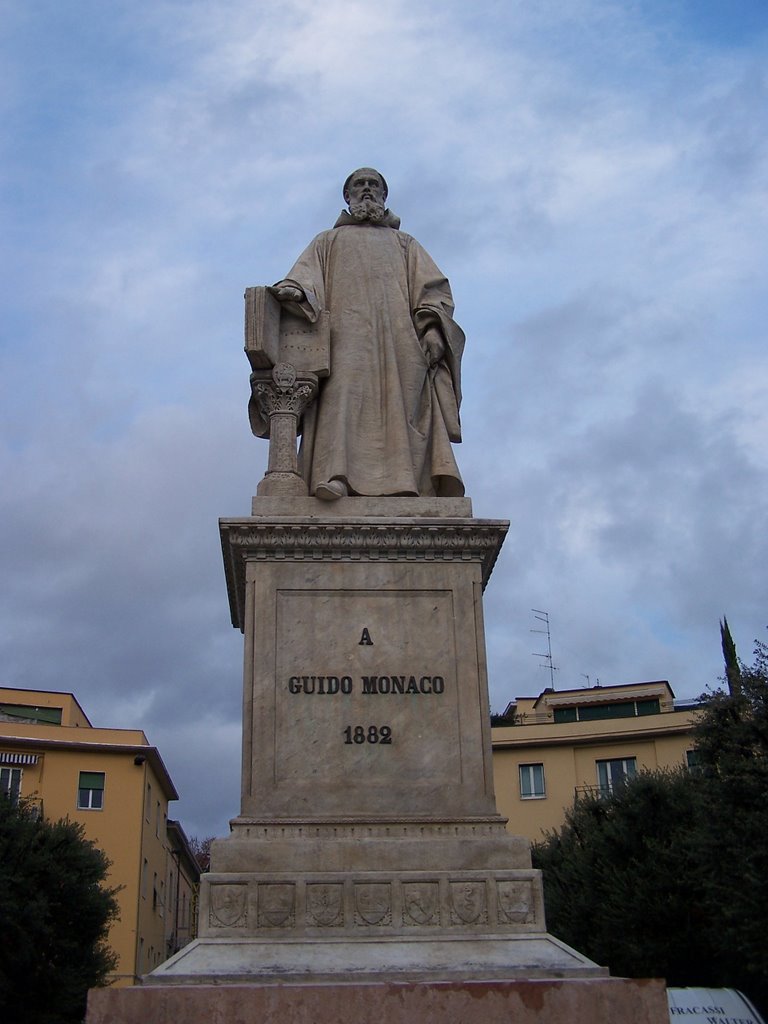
667 988 765 1024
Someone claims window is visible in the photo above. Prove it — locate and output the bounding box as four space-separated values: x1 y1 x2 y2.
686 749 702 772
596 757 636 795
636 698 661 716
0 703 62 725
553 707 577 724
77 771 105 809
1 767 22 805
145 783 152 822
554 699 660 724
578 702 635 722
519 763 546 799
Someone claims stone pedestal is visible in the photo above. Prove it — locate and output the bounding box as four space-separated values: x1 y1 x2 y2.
148 498 604 984
90 497 668 1022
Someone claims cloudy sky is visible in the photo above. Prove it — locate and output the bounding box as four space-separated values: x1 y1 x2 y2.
2 0 767 839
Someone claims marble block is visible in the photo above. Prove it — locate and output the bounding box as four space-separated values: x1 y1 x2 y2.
89 977 671 1024
144 499 609 987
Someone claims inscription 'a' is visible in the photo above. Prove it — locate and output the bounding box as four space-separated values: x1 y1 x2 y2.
359 628 374 646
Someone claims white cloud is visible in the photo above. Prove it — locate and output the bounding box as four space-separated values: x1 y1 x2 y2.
0 0 766 835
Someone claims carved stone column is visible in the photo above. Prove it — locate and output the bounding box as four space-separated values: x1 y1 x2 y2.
249 363 318 496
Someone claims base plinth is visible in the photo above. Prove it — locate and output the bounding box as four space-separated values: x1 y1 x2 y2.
147 932 604 984
105 498 669 1021
87 977 670 1024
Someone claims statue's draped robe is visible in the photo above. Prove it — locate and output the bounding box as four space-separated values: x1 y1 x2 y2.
274 212 465 497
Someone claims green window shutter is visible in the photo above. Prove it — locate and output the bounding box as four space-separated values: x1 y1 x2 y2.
553 707 577 723
636 698 660 716
579 701 635 721
79 771 105 790
0 704 62 725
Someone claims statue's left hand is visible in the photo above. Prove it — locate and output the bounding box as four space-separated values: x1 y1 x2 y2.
423 327 446 367
272 284 305 303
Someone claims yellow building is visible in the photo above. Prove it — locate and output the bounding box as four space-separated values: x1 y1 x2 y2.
491 680 700 844
165 819 200 957
0 686 199 985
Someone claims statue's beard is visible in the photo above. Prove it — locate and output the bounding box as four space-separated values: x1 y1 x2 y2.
349 198 386 222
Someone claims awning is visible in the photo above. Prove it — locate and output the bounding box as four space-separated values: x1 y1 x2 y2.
0 752 38 765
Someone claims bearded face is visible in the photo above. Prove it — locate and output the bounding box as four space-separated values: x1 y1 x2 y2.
348 197 387 222
344 169 387 223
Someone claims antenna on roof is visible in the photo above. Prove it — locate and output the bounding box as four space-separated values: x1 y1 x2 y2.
581 674 590 688
531 609 558 690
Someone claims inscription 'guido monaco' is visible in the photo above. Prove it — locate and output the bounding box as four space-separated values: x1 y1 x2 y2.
287 675 445 695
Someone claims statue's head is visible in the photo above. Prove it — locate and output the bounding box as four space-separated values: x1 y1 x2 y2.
343 168 388 222
343 168 388 203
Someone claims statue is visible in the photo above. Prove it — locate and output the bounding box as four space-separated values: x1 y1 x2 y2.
248 168 465 500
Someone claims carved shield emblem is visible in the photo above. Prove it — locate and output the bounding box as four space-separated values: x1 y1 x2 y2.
307 884 343 927
403 882 439 926
354 883 391 926
450 881 487 924
209 884 247 928
497 880 534 924
258 883 295 928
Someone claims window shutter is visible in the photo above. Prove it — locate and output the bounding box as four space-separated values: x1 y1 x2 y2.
79 771 105 789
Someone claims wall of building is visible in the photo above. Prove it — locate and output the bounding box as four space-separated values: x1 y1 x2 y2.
491 683 699 843
134 764 175 978
0 687 196 985
0 687 92 727
165 822 200 957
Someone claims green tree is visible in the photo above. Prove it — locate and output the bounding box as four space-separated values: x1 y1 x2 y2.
719 616 742 695
0 798 120 1024
532 768 714 985
691 633 768 1009
532 629 768 1014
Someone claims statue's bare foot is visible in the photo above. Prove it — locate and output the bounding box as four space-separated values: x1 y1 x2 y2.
315 479 348 501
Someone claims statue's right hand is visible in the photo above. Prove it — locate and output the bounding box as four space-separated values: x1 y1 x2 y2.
273 285 304 303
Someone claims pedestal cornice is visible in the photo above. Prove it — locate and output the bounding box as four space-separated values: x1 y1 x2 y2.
219 516 509 631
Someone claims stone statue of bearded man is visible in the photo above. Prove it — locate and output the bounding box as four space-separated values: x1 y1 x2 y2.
268 167 465 501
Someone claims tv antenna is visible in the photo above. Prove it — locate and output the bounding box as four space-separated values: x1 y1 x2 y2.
531 609 558 689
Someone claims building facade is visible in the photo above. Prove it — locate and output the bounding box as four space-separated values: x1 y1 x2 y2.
165 819 200 957
491 680 700 843
0 687 199 984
